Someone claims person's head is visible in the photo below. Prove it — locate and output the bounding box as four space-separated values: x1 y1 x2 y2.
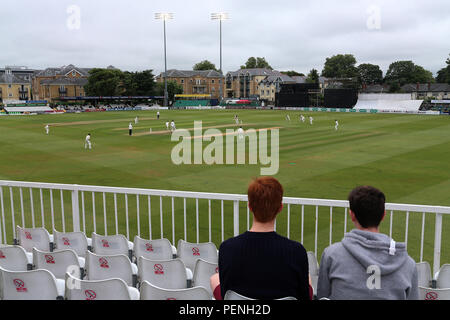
247 177 283 223
348 186 386 229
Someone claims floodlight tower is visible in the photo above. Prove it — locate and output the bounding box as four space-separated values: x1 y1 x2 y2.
155 13 174 107
211 12 229 102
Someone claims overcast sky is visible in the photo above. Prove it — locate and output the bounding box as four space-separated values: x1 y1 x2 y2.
2 0 449 77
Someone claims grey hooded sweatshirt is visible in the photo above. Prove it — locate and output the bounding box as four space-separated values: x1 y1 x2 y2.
317 229 418 300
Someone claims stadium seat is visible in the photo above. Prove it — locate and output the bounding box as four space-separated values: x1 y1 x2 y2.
416 262 432 288
0 266 64 300
53 229 91 260
224 290 297 300
91 232 134 260
0 245 31 271
307 251 319 296
177 240 218 275
15 226 52 263
139 280 211 300
133 236 177 262
418 286 450 300
436 264 450 289
85 251 137 287
192 258 218 296
32 247 81 280
65 272 139 300
137 257 192 289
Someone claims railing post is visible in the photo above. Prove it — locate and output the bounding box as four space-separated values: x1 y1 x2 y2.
71 186 80 232
233 200 239 236
433 213 443 277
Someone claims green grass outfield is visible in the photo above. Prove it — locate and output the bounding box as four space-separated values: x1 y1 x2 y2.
0 109 449 264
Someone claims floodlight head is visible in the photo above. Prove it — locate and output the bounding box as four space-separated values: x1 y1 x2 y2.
155 13 174 21
211 12 229 20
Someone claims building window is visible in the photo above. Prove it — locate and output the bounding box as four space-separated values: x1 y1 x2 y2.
196 79 201 85
181 79 184 83
211 79 215 84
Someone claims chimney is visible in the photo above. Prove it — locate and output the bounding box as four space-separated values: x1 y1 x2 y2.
428 82 431 91
416 82 420 91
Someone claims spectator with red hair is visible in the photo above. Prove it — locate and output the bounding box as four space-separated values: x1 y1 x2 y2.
211 177 311 300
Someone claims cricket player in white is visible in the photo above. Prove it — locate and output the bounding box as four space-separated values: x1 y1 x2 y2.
165 121 170 131
335 119 339 131
300 115 305 123
237 126 244 140
85 133 92 150
157 111 160 120
129 122 133 136
309 116 313 125
45 124 49 135
286 114 291 122
234 115 239 125
170 120 176 132
135 116 139 124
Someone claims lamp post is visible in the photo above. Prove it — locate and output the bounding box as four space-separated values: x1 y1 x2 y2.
211 12 229 102
155 13 174 107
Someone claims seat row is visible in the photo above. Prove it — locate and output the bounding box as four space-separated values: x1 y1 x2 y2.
0 226 219 300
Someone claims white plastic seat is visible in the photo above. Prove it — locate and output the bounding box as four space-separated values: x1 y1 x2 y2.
224 290 255 300
85 251 137 287
137 257 191 289
53 229 90 259
133 236 177 262
192 258 218 296
436 264 450 289
140 280 211 300
91 232 134 259
416 262 432 288
0 245 30 271
0 266 64 300
224 289 297 300
418 286 450 300
177 240 218 275
65 272 139 300
32 247 81 280
307 251 319 295
16 226 52 264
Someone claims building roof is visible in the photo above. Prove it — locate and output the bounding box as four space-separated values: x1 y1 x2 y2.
361 84 390 93
0 73 31 85
159 69 223 78
226 68 280 77
401 83 450 92
35 64 92 77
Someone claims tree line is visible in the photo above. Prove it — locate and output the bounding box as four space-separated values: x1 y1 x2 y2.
85 54 450 97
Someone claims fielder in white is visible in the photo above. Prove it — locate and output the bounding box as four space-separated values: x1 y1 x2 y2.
85 133 92 150
45 124 49 135
237 126 245 140
335 120 339 131
309 116 313 125
165 121 170 131
135 116 139 124
300 115 305 123
170 120 176 132
286 114 291 122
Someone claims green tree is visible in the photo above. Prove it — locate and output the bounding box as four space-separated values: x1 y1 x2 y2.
154 80 183 104
84 68 125 96
321 54 358 78
306 69 320 83
436 54 450 84
240 57 272 69
384 61 434 87
357 63 383 84
193 60 218 71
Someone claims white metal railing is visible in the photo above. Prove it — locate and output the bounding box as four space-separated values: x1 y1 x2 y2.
0 180 449 276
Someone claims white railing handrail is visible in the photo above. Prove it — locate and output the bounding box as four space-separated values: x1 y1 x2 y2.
1 180 449 214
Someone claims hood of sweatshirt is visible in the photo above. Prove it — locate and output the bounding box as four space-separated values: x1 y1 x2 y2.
341 229 409 276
